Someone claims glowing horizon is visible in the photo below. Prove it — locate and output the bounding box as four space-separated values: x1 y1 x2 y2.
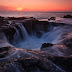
0 0 72 11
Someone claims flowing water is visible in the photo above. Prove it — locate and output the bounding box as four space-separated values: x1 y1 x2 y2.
17 23 28 40
0 11 72 72
13 26 21 44
12 23 64 49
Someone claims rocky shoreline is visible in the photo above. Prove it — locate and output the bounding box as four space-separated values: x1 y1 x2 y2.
0 16 72 72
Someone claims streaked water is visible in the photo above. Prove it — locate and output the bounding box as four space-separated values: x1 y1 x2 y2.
13 24 63 49
17 23 28 40
0 11 72 49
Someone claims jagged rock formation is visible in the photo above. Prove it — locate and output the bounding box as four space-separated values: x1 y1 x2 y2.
0 46 65 72
0 17 72 72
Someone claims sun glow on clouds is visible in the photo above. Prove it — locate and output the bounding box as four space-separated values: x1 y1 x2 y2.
16 7 23 11
0 0 72 11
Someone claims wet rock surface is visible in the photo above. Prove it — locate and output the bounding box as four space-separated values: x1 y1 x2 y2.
0 47 65 72
48 56 72 72
0 17 72 72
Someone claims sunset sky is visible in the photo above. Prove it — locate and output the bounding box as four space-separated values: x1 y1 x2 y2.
0 0 72 11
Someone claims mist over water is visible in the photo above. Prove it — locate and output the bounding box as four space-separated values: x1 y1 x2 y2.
12 23 64 50
1 11 72 49
0 11 72 19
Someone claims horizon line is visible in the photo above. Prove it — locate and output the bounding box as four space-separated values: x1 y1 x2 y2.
0 10 72 13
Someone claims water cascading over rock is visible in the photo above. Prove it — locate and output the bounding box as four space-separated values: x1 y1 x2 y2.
11 22 64 49
13 26 21 44
0 19 72 72
17 23 28 40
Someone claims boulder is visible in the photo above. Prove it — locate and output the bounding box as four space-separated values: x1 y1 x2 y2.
41 43 53 50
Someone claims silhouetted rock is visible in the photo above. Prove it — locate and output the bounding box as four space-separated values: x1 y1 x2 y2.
7 17 28 20
63 15 72 18
0 16 4 20
30 17 34 18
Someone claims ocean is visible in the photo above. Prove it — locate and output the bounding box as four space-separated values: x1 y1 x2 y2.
0 11 72 19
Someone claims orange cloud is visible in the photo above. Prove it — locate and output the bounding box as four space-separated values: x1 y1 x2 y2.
0 5 16 11
0 5 30 11
0 0 72 11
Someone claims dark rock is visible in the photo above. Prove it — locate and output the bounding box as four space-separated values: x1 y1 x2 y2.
3 27 16 43
48 17 56 20
0 19 9 29
30 17 34 18
22 20 50 35
0 16 4 20
41 43 53 50
48 56 72 72
0 16 72 72
7 17 28 20
0 47 10 58
0 47 64 72
29 17 38 21
63 38 72 48
63 15 72 18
